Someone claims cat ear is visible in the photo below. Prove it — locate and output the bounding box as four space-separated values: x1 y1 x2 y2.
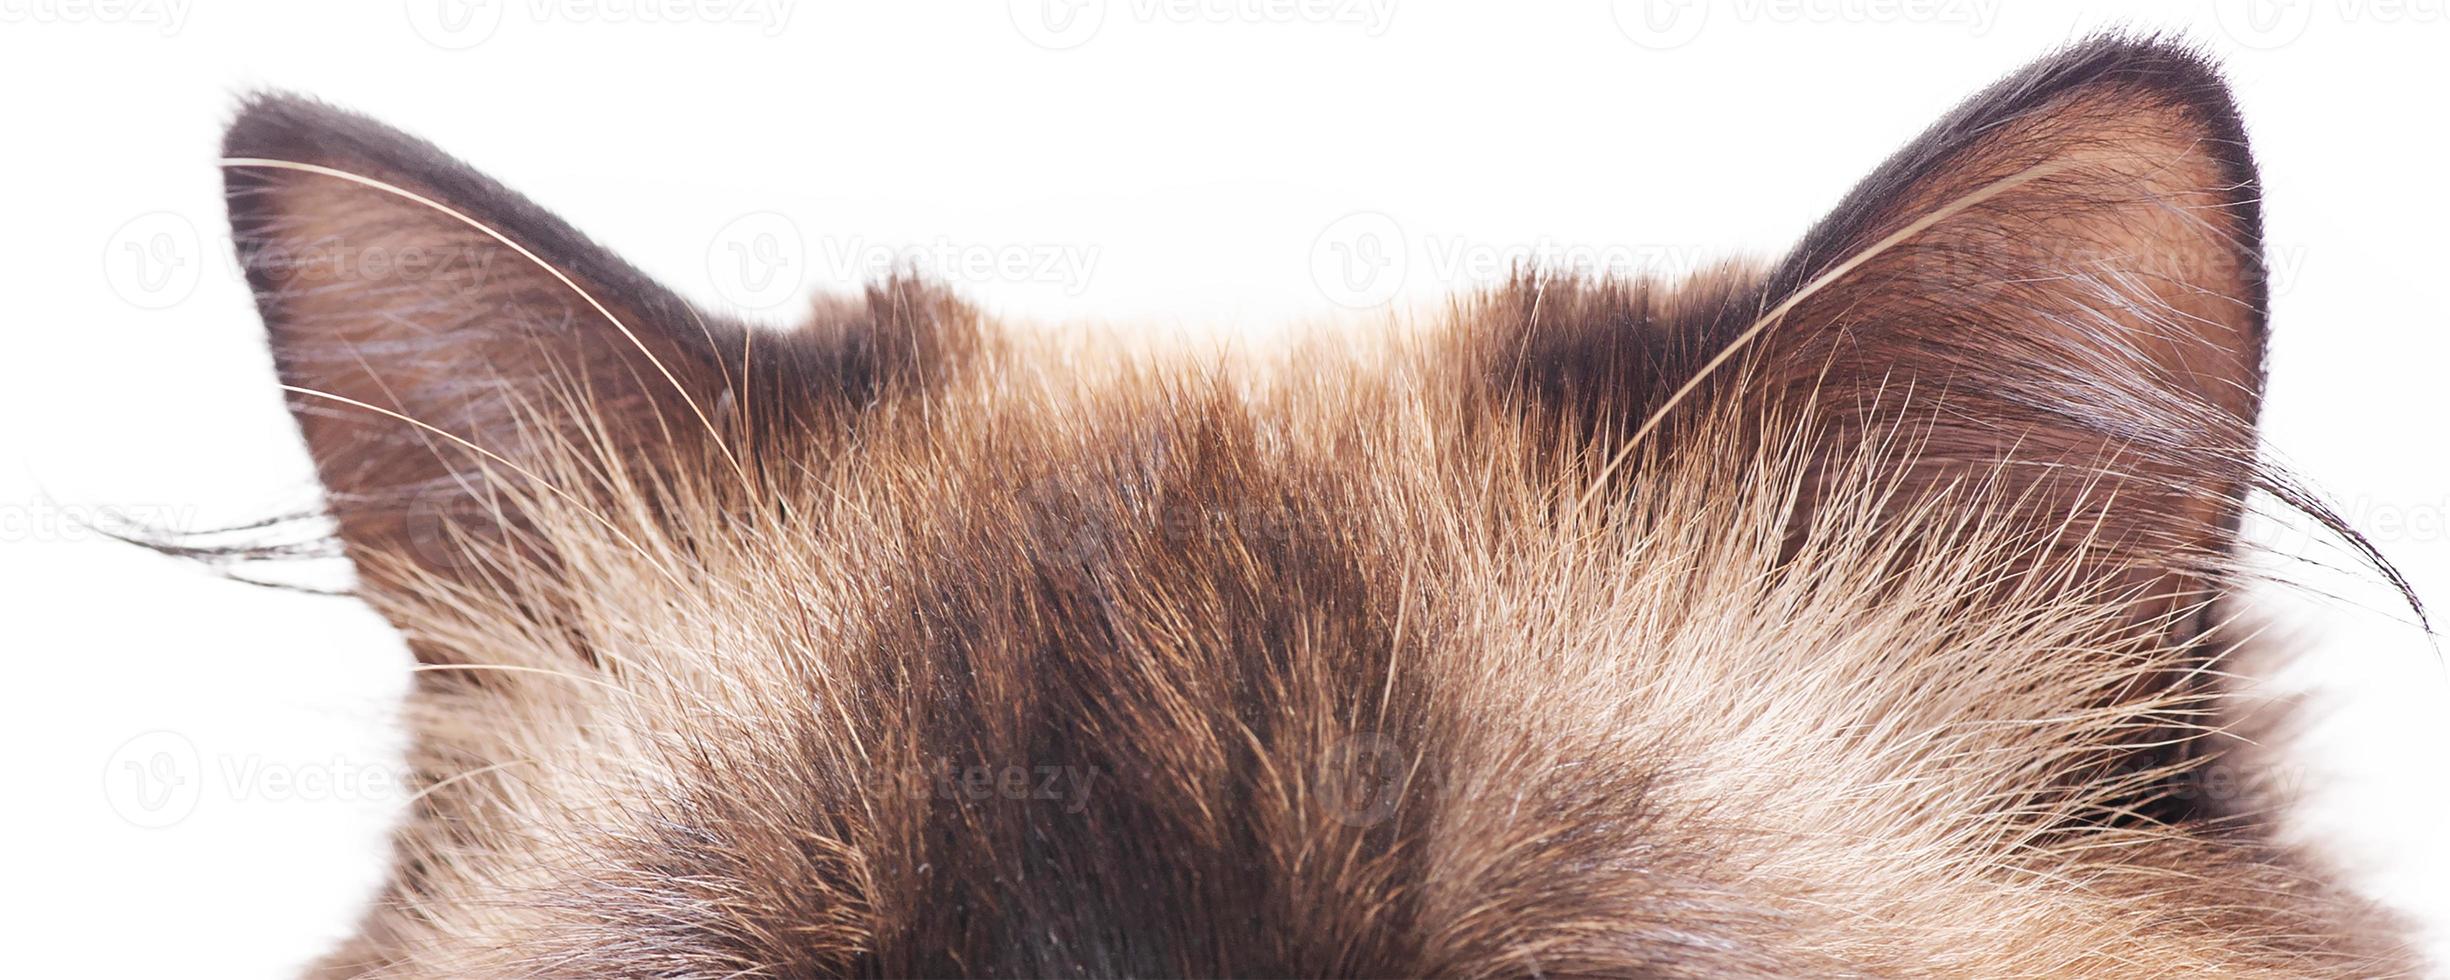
223 94 962 610
223 94 751 602
1743 38 2272 623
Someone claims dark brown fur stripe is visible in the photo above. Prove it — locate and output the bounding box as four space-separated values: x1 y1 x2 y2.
202 33 2423 979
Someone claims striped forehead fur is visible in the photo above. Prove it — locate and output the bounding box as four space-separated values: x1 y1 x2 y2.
191 33 2423 979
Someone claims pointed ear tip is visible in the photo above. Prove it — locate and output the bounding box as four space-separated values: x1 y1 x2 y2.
2049 32 2235 90
218 93 477 262
2029 33 2268 290
220 91 366 242
222 90 347 163
2024 33 2256 164
220 93 453 204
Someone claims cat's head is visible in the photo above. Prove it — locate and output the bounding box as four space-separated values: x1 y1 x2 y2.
221 36 2413 977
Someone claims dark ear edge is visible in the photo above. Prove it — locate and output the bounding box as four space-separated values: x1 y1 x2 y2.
222 91 712 344
1748 35 2272 617
1770 33 2266 358
1480 37 2270 463
224 90 981 435
1755 35 2427 634
1478 34 2418 640
208 91 990 625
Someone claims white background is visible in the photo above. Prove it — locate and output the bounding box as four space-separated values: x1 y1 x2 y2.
4 1 2446 975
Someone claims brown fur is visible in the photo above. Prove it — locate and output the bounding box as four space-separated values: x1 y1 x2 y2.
214 36 2418 978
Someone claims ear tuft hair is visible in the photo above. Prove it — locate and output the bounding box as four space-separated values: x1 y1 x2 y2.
221 93 978 639
223 92 707 334
1773 34 2265 323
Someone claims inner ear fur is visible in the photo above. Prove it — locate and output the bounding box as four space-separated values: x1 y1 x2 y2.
1766 37 2264 526
222 94 969 635
1506 38 2278 629
1767 38 2269 619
